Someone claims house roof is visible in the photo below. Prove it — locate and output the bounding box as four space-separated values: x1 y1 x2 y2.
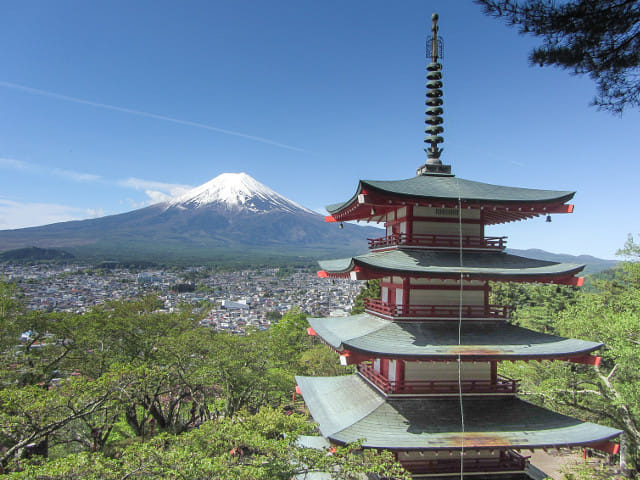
307 314 602 360
318 249 584 281
295 375 621 450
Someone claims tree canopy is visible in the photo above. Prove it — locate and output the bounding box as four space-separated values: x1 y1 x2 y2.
496 235 640 477
476 0 640 113
0 290 407 478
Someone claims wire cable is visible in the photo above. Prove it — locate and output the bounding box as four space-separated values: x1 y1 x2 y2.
455 177 465 479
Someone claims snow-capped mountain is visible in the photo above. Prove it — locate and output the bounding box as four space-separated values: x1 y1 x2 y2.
168 172 314 214
0 173 381 262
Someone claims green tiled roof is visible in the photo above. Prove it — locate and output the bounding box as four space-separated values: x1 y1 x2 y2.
326 176 574 214
295 375 621 450
318 249 584 278
308 314 602 359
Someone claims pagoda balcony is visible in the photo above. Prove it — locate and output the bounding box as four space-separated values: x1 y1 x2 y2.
365 299 510 320
358 363 519 395
367 233 507 251
400 450 528 475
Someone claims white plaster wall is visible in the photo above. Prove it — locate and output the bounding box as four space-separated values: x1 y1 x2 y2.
412 221 480 236
404 361 491 382
388 359 396 382
413 206 480 219
409 289 484 306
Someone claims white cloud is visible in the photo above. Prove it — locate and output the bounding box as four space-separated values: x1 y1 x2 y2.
51 168 102 182
0 199 102 230
0 156 191 206
0 157 101 183
118 177 191 195
144 190 173 204
1 154 205 228
118 177 192 205
0 157 31 171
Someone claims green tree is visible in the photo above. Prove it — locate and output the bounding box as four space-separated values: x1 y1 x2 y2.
476 0 640 113
351 279 381 315
501 237 640 477
8 408 409 480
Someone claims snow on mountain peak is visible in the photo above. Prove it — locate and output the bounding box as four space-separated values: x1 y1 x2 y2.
167 172 314 214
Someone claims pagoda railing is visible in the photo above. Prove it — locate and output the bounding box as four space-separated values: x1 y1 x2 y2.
367 233 507 250
365 299 509 320
400 450 528 475
358 363 519 395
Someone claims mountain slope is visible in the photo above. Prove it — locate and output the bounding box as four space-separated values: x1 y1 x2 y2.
506 248 618 275
0 173 379 262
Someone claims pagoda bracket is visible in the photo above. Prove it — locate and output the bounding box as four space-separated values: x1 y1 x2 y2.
587 441 620 455
339 350 371 366
568 355 601 366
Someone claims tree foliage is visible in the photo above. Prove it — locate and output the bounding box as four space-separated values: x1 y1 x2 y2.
499 235 640 477
0 288 404 477
476 0 640 113
351 279 381 315
7 407 409 480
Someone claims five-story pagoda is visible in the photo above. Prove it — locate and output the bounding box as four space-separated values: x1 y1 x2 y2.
295 13 621 479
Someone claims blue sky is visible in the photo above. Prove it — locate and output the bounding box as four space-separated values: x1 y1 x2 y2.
0 1 638 259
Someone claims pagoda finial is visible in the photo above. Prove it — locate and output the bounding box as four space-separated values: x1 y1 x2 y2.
425 13 444 164
417 13 451 176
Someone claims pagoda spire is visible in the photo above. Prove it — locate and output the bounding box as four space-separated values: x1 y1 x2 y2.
425 13 444 163
418 13 451 176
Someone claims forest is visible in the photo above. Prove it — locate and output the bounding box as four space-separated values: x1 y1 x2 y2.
0 236 638 479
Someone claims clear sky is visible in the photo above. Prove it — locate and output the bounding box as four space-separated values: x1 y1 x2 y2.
0 1 638 259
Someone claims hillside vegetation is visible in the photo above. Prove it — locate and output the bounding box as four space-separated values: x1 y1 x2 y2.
0 292 406 478
495 235 640 478
0 237 638 478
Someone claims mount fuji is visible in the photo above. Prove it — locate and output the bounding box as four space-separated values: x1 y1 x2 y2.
0 173 379 263
167 172 314 214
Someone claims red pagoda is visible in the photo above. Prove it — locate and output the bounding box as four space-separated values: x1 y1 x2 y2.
295 13 621 479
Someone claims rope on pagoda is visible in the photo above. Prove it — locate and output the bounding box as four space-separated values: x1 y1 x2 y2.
455 174 466 480
433 11 465 477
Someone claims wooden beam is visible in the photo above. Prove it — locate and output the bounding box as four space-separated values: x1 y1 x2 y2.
339 350 372 366
566 277 585 287
569 355 601 366
587 441 620 455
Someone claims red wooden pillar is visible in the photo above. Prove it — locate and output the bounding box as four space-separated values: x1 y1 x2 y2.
396 359 405 389
381 358 389 377
402 277 410 316
406 205 414 243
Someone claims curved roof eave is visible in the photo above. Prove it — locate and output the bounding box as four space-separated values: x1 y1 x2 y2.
326 176 575 215
296 375 621 451
318 250 585 279
307 314 602 359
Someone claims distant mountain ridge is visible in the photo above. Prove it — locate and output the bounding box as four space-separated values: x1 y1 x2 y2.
506 248 618 275
0 173 379 262
0 173 620 270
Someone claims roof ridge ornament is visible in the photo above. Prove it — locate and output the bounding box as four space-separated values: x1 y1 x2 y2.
417 13 453 177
